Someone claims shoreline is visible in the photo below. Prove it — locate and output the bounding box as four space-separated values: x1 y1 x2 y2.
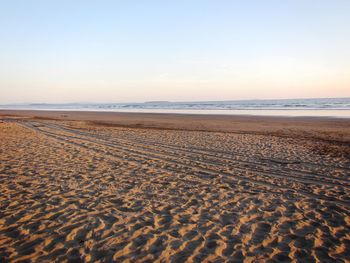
1 109 350 143
1 107 350 118
2 108 350 119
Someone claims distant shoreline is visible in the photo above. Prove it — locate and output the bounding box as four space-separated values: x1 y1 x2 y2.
1 109 349 143
1 107 350 118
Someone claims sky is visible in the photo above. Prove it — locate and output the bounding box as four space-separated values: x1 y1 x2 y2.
0 0 349 104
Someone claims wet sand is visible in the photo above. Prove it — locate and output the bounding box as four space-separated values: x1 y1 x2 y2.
0 110 349 262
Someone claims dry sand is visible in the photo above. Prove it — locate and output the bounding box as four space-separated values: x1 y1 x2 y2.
0 110 349 262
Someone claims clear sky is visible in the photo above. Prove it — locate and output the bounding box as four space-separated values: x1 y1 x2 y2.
0 0 349 103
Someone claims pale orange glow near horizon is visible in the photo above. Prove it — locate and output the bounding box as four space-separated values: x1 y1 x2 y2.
1 1 349 104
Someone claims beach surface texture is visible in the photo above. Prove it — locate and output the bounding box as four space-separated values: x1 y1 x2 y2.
0 110 349 262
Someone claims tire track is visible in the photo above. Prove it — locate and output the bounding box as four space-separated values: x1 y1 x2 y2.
47 122 350 182
20 121 350 207
111 128 350 172
41 122 350 188
28 122 350 197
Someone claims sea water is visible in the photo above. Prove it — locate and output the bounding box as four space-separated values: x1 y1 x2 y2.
1 98 350 118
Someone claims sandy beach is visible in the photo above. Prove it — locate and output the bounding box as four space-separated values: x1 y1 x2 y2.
0 110 349 262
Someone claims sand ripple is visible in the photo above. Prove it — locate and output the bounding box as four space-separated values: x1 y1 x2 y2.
0 119 349 262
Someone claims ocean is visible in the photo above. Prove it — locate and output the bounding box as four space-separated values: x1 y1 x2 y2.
1 98 350 118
